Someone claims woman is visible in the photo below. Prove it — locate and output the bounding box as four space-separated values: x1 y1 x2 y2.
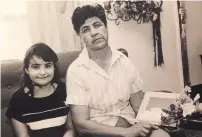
6 43 74 137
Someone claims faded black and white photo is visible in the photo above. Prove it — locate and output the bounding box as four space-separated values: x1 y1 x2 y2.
1 1 202 137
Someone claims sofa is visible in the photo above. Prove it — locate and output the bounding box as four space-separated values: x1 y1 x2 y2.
1 51 80 137
2 50 202 137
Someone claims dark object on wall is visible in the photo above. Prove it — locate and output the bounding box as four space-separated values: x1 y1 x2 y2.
152 10 164 66
103 0 164 67
117 48 128 57
177 1 190 86
200 54 202 66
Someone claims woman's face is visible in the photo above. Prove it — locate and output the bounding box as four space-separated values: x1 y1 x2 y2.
26 55 55 86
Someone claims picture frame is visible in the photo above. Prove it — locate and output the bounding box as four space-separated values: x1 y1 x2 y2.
135 92 180 125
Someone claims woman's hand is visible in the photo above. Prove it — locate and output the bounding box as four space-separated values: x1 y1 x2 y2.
126 122 158 137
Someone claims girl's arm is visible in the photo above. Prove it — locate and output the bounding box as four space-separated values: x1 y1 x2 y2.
11 118 29 137
63 113 75 137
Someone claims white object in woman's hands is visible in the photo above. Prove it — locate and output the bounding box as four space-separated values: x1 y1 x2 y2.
137 108 162 124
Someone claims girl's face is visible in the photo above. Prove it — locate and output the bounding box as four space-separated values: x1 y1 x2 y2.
26 55 55 86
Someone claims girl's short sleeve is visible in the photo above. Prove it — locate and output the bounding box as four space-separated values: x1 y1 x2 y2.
5 91 26 123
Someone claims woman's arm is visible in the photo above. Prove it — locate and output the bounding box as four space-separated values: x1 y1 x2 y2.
70 105 144 137
11 118 29 137
129 90 144 114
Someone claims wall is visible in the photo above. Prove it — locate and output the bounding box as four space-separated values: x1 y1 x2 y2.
71 1 184 93
185 1 202 86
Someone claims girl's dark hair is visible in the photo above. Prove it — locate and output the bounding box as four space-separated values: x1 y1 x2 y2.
72 4 107 35
20 43 61 96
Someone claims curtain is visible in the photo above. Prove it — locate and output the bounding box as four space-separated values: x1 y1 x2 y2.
26 1 82 53
0 1 32 60
0 1 82 61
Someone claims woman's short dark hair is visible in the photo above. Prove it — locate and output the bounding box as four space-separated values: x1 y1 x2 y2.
72 4 107 35
21 43 61 96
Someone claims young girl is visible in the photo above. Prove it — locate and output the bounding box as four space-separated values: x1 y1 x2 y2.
6 43 74 137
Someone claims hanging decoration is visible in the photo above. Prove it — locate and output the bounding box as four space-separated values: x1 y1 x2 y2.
104 0 164 66
177 1 190 86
